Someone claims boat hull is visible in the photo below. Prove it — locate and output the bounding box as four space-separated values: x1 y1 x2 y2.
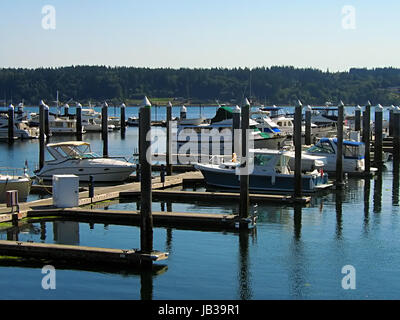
197 166 328 193
36 159 135 182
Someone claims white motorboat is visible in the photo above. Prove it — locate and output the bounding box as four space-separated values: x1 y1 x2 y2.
194 149 331 193
30 113 85 135
0 114 39 139
127 116 139 126
0 167 32 202
35 141 136 182
297 137 377 175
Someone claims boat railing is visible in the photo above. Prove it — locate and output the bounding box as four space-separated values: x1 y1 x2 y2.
0 167 28 178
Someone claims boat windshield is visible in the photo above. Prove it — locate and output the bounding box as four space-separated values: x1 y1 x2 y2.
254 154 276 166
307 141 335 154
53 144 97 159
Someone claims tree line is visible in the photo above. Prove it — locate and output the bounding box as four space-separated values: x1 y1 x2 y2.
0 65 399 106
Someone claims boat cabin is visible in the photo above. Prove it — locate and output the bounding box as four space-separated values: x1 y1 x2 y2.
46 141 98 161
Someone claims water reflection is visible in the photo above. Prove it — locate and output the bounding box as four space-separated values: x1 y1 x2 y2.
363 178 371 236
53 221 80 245
238 230 253 300
289 205 308 299
393 161 399 206
373 173 383 214
335 191 343 240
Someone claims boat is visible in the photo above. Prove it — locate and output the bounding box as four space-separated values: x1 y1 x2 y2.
127 116 139 126
0 114 39 139
176 106 287 154
0 167 32 202
298 137 377 175
29 113 85 135
194 149 331 193
34 141 136 182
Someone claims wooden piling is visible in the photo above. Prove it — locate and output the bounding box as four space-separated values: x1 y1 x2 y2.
232 105 241 154
374 104 383 168
180 105 187 120
76 103 83 141
355 105 361 132
102 102 108 158
39 101 45 170
120 103 126 136
335 101 345 187
294 100 303 198
363 102 371 174
393 107 400 165
139 97 154 256
239 98 250 228
305 105 312 146
8 104 14 143
389 105 395 137
166 101 173 176
44 104 50 141
64 103 69 117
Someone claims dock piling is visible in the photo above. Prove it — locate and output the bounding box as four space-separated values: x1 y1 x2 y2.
389 105 395 137
102 102 109 158
39 100 46 171
166 101 173 176
44 104 50 141
8 104 15 143
393 107 400 165
120 103 126 137
305 105 312 146
139 97 154 259
232 105 241 154
294 100 303 198
335 101 345 187
76 103 83 141
239 98 250 228
355 105 361 132
363 102 371 174
374 104 384 168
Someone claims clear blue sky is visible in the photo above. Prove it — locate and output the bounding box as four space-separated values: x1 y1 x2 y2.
0 0 399 71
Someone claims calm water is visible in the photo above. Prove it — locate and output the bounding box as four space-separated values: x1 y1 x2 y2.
0 106 399 300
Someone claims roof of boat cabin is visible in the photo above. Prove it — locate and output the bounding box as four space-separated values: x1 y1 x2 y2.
46 141 91 147
319 138 363 146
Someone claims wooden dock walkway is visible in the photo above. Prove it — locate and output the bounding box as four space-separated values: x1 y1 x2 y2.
0 240 168 266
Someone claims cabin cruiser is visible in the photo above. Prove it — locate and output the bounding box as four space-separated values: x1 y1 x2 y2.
299 137 377 175
29 113 85 135
0 167 32 202
194 149 331 193
127 116 139 126
0 114 39 139
35 141 136 182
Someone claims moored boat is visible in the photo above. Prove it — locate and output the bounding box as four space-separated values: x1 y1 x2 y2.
194 149 331 193
34 141 136 182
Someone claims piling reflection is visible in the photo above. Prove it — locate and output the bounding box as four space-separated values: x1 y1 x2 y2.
335 191 343 240
373 173 383 214
393 161 399 206
238 230 253 300
363 178 371 235
289 205 307 298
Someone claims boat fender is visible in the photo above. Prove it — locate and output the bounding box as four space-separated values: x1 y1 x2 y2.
232 153 237 163
271 174 275 185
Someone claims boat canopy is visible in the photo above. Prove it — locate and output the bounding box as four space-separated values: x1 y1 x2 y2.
46 141 97 160
320 138 363 147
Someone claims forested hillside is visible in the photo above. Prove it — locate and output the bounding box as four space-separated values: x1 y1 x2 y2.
1 66 400 106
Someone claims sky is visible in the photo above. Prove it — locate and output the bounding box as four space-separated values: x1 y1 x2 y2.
0 0 399 71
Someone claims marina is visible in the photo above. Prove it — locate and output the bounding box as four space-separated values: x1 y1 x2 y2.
0 100 400 300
